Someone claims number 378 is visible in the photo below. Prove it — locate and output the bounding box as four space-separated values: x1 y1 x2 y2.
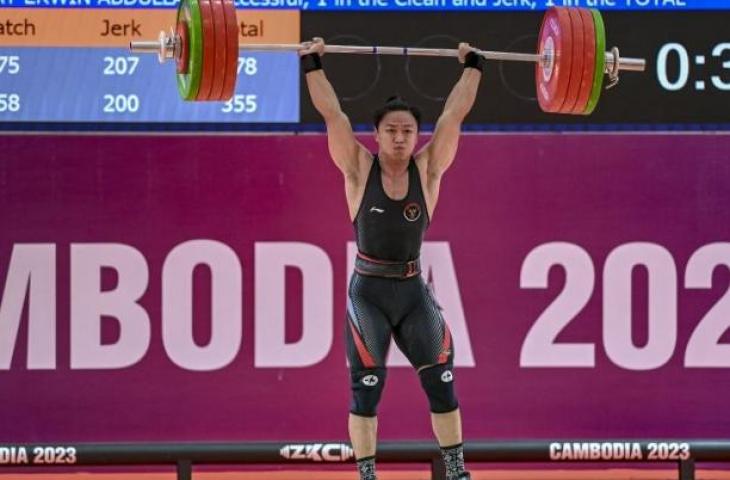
520 242 730 369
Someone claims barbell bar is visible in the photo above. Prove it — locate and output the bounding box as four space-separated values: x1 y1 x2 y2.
131 39 643 71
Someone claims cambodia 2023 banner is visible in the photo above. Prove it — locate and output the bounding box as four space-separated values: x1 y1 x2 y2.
0 134 729 444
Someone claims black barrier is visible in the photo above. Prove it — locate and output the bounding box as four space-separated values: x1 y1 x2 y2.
2 440 730 480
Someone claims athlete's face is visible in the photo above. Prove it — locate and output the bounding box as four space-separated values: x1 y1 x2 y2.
375 111 419 161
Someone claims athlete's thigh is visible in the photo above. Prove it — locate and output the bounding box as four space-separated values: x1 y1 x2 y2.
393 280 453 369
346 274 393 369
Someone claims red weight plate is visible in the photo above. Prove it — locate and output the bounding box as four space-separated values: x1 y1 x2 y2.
536 7 573 113
559 7 584 113
176 21 189 74
195 0 215 100
572 8 596 114
220 0 239 101
209 0 228 101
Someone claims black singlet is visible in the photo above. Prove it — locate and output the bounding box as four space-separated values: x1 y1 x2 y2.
353 155 429 262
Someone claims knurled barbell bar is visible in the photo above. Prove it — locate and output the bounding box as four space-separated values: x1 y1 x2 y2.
129 1 645 115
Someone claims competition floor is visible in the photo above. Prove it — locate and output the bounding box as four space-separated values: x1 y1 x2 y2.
3 470 730 480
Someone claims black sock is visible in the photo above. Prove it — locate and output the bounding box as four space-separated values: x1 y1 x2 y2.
440 443 466 480
356 455 377 480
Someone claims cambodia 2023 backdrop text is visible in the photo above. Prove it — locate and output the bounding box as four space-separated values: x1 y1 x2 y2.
1 133 729 442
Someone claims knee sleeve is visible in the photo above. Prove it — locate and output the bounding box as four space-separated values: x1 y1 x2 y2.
418 363 459 413
350 368 387 417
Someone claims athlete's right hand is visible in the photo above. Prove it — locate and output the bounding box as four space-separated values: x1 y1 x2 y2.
299 37 326 57
457 42 477 63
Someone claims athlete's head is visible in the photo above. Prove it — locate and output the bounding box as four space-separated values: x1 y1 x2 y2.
373 96 421 160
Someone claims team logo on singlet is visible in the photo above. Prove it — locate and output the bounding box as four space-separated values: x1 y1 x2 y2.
441 370 453 383
362 375 379 386
403 202 422 222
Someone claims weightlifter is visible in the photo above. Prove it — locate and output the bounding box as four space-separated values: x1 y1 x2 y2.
299 37 482 480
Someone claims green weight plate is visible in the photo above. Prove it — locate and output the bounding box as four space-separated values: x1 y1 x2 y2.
176 0 203 101
584 8 605 115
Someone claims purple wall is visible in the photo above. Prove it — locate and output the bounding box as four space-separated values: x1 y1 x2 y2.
1 134 729 442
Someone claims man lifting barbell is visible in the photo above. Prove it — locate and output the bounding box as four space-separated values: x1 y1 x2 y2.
127 5 647 479
299 36 479 480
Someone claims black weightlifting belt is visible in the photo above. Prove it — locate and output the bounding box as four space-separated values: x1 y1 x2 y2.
354 252 421 279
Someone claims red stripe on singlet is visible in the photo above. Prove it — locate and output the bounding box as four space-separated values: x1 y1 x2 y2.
438 324 452 364
348 318 376 368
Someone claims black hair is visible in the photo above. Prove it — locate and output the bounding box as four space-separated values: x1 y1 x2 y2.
372 96 422 130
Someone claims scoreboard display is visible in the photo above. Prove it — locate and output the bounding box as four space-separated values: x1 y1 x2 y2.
0 0 728 130
0 9 300 123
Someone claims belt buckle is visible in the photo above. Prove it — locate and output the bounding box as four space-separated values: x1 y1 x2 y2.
404 260 418 278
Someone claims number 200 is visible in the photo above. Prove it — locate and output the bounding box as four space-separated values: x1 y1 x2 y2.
520 242 730 369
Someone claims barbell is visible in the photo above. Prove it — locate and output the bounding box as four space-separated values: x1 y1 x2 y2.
129 2 646 115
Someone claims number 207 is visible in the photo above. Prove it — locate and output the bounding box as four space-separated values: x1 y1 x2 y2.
520 242 730 370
